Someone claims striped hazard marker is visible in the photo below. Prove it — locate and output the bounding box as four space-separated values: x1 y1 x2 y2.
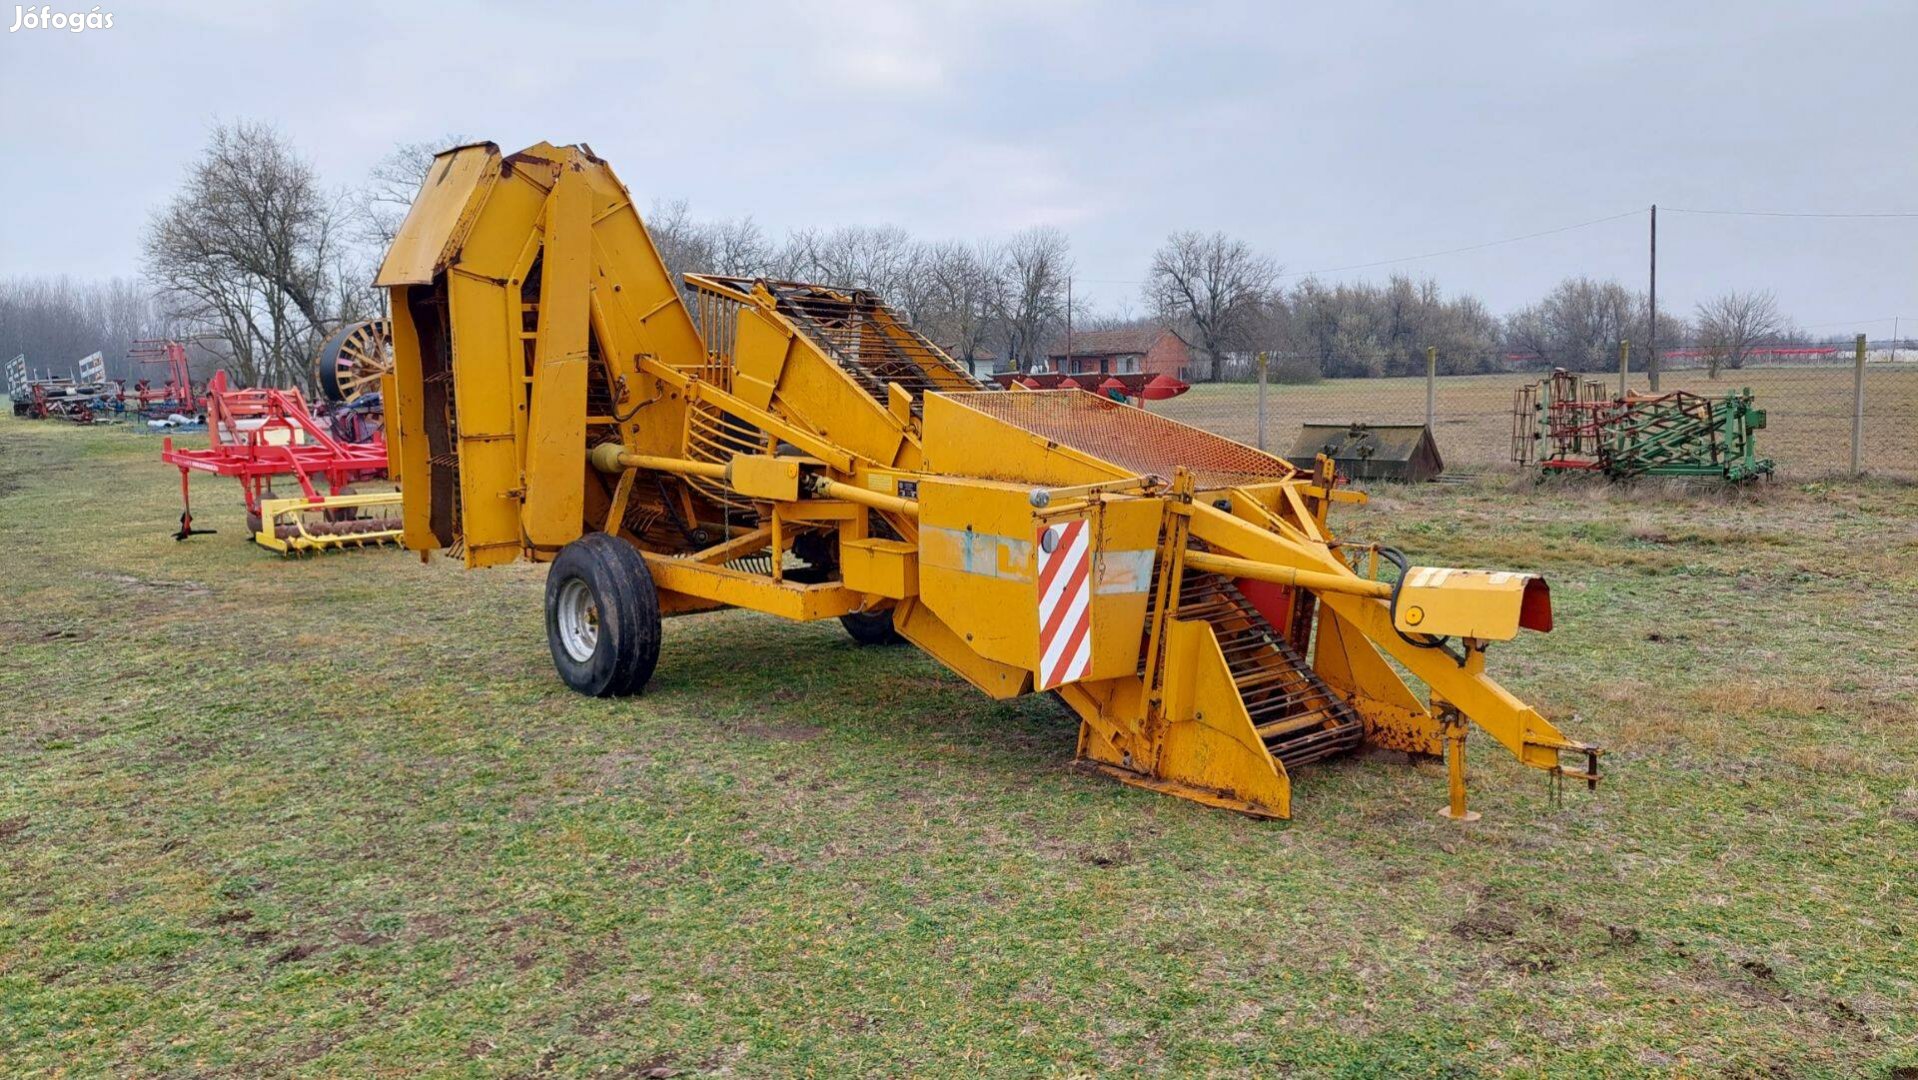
1036 519 1093 689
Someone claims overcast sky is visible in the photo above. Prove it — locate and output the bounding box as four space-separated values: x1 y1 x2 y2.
2 0 1913 332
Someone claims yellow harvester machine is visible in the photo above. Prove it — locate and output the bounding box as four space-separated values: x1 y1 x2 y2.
375 141 1599 820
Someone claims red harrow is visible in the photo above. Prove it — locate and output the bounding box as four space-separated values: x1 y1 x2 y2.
160 371 403 554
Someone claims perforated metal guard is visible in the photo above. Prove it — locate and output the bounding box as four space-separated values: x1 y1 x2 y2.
943 390 1297 488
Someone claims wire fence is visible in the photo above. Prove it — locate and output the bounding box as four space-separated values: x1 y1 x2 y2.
1152 352 1918 479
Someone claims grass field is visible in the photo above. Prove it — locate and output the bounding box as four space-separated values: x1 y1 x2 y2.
1155 364 1918 478
2 414 1916 1077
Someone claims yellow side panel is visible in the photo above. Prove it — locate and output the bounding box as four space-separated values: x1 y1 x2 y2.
578 162 706 367
374 144 501 286
522 170 591 550
770 338 911 467
1159 619 1290 817
731 309 793 411
447 272 525 567
387 287 435 553
921 394 1121 486
444 167 549 566
916 479 1040 671
1086 497 1160 681
893 598 1032 700
456 171 549 278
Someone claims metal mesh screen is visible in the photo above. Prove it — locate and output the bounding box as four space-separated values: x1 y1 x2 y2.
943 390 1297 487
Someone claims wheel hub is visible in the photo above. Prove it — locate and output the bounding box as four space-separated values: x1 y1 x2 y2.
555 576 599 661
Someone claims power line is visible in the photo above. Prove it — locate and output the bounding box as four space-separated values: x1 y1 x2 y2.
1795 315 1914 330
1663 207 1918 219
1279 209 1645 279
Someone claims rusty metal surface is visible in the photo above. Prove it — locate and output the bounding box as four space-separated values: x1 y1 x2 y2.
1178 573 1364 769
943 389 1297 488
1286 422 1445 482
697 276 986 406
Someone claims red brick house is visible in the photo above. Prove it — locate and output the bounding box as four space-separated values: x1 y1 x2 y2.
1045 327 1191 380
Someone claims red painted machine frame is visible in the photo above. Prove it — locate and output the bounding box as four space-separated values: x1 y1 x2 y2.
127 340 200 416
160 371 390 538
990 371 1190 401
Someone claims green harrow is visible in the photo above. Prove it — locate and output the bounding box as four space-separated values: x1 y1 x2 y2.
1514 370 1773 482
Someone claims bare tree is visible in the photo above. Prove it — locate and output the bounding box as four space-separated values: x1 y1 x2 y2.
993 226 1070 371
775 224 919 298
144 121 368 390
707 217 772 278
357 136 468 250
919 241 999 374
1502 276 1684 374
1695 289 1786 378
1144 230 1278 382
0 276 167 383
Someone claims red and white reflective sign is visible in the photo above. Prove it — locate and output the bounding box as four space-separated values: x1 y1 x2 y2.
1035 519 1092 689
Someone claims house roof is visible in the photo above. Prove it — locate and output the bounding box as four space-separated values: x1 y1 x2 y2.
1047 327 1177 359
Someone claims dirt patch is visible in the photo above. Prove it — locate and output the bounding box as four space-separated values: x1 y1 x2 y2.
0 621 92 646
0 816 28 843
1449 905 1516 942
84 572 211 595
625 1055 679 1079
269 943 316 965
561 949 604 988
335 928 394 947
737 720 825 742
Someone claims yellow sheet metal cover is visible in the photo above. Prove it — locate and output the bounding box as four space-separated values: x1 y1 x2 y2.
940 390 1296 488
374 142 501 286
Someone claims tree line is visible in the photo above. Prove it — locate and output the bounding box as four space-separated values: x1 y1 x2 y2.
0 123 1819 391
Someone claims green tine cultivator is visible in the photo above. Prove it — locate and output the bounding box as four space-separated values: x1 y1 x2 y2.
1514 369 1773 482
1600 389 1772 481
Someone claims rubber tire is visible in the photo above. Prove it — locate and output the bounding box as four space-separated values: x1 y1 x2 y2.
839 609 905 646
545 533 663 697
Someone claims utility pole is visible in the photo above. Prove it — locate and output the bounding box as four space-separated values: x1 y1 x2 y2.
1648 204 1659 392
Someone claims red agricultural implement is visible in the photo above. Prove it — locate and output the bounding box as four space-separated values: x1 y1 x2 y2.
1513 368 1772 482
990 371 1189 402
159 371 403 554
126 340 200 418
11 351 121 422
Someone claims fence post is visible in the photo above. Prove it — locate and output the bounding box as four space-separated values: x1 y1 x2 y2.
1851 333 1867 475
1618 339 1630 397
1256 351 1268 451
1424 345 1436 430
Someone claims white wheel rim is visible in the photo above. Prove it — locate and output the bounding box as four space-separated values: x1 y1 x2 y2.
556 577 599 662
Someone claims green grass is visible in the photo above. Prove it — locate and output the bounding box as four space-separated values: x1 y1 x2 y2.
2 415 1915 1077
